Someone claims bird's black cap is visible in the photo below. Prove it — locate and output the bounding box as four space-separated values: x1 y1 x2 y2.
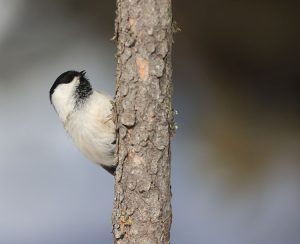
49 70 88 103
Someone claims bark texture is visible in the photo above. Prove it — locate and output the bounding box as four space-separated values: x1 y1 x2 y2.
112 0 174 243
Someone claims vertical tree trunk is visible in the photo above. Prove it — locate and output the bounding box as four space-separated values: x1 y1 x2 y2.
112 0 174 243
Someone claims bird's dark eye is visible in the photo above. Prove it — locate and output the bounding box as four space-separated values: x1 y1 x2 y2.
55 70 81 85
50 70 82 101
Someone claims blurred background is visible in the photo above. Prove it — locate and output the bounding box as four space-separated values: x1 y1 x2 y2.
0 0 299 243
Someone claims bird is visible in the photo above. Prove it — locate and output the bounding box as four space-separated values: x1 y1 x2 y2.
49 70 116 175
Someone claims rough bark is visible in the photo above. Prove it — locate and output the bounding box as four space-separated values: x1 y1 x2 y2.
112 0 174 243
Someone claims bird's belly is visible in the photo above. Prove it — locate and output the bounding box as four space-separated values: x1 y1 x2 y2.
65 119 115 167
78 136 114 167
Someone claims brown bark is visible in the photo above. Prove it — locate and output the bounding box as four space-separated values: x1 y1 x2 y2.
112 0 174 243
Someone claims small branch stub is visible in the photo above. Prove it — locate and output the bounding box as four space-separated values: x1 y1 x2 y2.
112 0 174 243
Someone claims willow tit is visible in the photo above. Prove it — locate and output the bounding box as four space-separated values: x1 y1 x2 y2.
50 70 116 175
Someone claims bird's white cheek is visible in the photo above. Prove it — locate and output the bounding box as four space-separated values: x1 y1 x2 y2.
52 83 77 122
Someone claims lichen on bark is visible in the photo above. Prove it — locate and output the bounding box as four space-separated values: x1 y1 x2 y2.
112 0 174 243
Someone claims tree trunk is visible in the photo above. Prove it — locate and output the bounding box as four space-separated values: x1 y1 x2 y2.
112 0 174 243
